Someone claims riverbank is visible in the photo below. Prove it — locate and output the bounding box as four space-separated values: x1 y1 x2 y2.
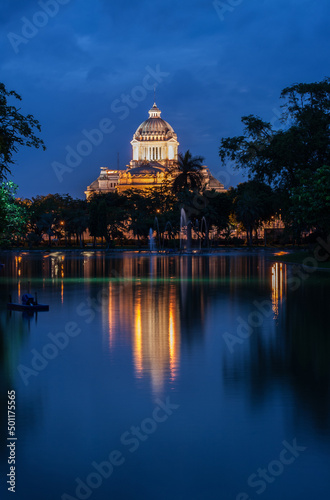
273 251 330 270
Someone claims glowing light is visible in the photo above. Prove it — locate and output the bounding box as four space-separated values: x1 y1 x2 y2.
134 298 143 376
272 264 279 318
107 283 115 350
271 262 286 318
169 305 176 380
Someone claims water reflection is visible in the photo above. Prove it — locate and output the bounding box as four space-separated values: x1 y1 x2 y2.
101 277 181 395
132 284 180 394
1 252 330 433
1 252 330 499
223 262 330 435
50 254 65 278
271 262 286 318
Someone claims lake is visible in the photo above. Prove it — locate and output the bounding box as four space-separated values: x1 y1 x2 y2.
0 251 329 500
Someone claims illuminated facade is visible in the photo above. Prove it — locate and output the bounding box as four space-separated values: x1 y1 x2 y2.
85 103 225 198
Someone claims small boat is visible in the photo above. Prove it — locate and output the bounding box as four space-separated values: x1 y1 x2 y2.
7 293 49 312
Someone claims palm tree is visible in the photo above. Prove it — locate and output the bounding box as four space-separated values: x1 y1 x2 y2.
170 150 205 193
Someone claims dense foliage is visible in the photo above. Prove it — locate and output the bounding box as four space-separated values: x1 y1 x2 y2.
0 182 27 246
219 77 330 238
0 82 45 180
0 181 279 248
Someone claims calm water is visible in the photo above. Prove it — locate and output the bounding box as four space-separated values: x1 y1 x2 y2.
0 251 329 500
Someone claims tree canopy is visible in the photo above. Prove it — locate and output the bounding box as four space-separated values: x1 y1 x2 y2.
0 182 28 246
0 82 45 180
219 77 330 235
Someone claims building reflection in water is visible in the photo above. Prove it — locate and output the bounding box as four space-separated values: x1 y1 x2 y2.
271 262 286 318
9 252 289 397
100 258 181 396
132 283 180 394
50 254 65 279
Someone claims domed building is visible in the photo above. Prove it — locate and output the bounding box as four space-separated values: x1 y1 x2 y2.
130 103 179 165
85 103 225 198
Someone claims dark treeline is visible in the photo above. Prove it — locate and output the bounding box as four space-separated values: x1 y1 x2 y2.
0 180 299 249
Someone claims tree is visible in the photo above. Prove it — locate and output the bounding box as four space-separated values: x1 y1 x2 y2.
0 182 28 246
218 78 330 231
62 198 88 247
291 165 330 238
170 150 205 193
126 191 153 242
88 192 128 248
0 82 45 180
206 191 233 238
232 181 275 245
27 193 79 246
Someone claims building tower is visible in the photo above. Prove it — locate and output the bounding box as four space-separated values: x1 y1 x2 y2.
129 103 179 167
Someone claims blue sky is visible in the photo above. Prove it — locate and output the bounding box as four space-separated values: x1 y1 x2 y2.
1 0 329 198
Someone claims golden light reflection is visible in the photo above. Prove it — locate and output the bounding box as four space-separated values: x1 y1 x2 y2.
134 296 143 376
169 299 179 381
132 284 180 394
271 262 286 318
103 265 181 395
15 255 22 278
107 284 116 350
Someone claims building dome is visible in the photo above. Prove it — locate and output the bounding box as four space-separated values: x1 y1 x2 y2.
131 102 179 163
134 103 175 140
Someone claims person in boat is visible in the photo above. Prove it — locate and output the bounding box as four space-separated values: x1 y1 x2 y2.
22 293 35 306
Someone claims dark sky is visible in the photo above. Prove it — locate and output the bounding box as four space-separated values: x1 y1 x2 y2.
1 0 329 199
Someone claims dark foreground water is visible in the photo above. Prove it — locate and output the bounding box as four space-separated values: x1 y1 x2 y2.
0 251 329 500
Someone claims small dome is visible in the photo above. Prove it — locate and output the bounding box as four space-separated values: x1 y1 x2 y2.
134 103 175 139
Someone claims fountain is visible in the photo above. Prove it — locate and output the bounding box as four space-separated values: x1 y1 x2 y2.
200 216 209 250
180 208 193 252
154 217 161 249
180 208 187 251
163 221 175 251
149 228 156 251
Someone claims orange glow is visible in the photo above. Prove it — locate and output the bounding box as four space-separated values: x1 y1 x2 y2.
107 284 115 349
134 298 143 376
274 251 289 256
272 263 279 318
271 262 286 318
169 304 176 380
